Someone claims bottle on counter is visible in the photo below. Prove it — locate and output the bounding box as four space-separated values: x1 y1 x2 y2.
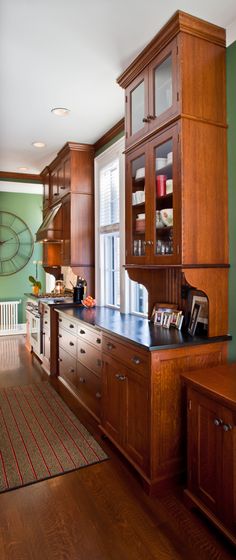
73 277 86 304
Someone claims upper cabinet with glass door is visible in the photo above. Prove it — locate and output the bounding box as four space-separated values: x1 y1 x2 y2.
124 38 179 148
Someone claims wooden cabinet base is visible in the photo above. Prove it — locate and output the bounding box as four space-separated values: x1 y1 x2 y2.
184 490 236 547
58 375 100 423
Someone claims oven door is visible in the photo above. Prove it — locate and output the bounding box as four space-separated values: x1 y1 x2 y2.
29 313 41 357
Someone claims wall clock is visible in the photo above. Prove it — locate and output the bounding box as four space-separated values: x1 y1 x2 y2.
0 211 34 276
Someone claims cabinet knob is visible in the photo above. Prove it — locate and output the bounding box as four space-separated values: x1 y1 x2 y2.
96 392 102 399
131 356 141 365
58 358 62 362
115 373 127 381
79 377 85 383
69 341 75 346
59 318 62 322
107 343 114 350
222 423 233 432
44 320 48 324
213 418 223 427
142 117 149 123
69 324 74 329
69 368 75 373
147 114 155 120
96 338 101 344
97 359 102 367
80 348 86 354
59 334 62 338
80 329 85 334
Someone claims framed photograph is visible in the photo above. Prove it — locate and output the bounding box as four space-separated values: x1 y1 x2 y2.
154 309 164 326
170 310 182 328
150 302 176 322
191 295 208 326
162 311 172 329
188 303 201 336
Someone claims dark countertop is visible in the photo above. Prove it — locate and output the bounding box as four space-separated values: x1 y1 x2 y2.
55 305 231 351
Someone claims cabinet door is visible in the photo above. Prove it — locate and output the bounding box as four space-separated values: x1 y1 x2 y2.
61 198 71 265
148 38 179 133
149 123 181 264
125 70 149 147
57 164 64 199
218 406 236 533
63 157 71 195
126 144 151 264
43 171 50 209
124 367 149 472
102 358 123 445
51 169 59 201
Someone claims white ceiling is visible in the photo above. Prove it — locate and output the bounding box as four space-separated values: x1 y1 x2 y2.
0 0 236 174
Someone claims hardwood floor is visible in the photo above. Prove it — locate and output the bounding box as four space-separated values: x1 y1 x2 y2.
0 335 235 560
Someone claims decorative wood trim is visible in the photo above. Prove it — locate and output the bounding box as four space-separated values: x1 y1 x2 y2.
0 171 43 183
125 264 230 269
117 11 225 89
94 118 125 152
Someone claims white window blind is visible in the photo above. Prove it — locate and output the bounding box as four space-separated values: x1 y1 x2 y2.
99 160 119 228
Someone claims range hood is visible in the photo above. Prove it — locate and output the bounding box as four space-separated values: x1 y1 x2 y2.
36 203 62 242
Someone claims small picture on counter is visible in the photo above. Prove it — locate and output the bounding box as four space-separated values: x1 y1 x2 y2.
150 302 176 322
191 295 208 326
170 310 183 330
162 311 172 329
154 309 164 326
188 302 201 336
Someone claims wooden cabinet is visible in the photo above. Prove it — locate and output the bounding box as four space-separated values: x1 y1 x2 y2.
182 364 236 546
41 304 51 373
102 353 149 471
41 166 50 210
125 38 179 147
58 312 102 421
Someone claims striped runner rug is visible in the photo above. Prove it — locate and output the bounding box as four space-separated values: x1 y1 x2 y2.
0 382 107 493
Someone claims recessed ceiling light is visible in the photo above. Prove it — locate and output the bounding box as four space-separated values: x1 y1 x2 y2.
18 166 28 172
51 107 70 117
32 141 46 148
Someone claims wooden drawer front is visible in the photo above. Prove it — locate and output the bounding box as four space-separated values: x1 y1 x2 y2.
77 322 102 348
43 316 50 332
77 339 102 377
76 361 101 419
58 314 77 334
103 335 149 376
59 347 76 386
59 327 77 357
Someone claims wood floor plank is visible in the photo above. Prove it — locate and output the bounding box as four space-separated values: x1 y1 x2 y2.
0 336 235 560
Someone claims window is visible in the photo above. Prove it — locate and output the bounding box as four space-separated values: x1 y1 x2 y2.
95 138 148 315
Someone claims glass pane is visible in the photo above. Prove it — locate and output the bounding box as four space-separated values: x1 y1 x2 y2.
99 160 119 226
130 280 148 315
155 138 173 256
104 233 120 307
154 55 172 117
131 154 146 257
131 81 145 135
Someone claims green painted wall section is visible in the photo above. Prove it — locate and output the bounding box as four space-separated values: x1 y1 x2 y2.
95 130 125 157
0 192 45 323
227 41 236 360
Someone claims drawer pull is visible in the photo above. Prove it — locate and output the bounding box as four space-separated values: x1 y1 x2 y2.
59 334 62 338
97 359 102 367
80 329 85 334
115 373 127 381
59 318 62 322
131 356 141 365
80 348 86 354
69 324 74 329
69 368 75 373
79 377 86 383
214 418 223 427
107 343 114 350
96 338 101 344
44 321 48 324
222 423 233 432
69 341 75 346
58 358 62 362
96 392 101 399
44 310 48 314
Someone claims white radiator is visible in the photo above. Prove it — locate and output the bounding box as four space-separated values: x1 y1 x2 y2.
0 300 21 335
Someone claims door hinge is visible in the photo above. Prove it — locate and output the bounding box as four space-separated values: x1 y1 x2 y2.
188 399 192 411
176 45 179 55
177 92 179 102
125 95 128 103
177 133 180 143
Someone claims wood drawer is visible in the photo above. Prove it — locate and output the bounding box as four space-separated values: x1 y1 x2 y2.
59 327 77 357
59 346 76 386
76 361 101 420
102 335 149 376
43 317 50 332
58 314 77 334
77 338 102 377
77 322 102 348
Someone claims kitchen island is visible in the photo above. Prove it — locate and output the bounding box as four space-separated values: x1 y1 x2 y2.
55 306 230 495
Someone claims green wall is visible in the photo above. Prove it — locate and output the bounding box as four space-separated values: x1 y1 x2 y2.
0 192 45 323
227 41 236 360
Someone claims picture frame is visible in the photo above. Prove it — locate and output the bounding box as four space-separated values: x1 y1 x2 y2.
170 310 182 328
154 309 164 326
191 295 208 326
188 302 201 336
150 302 176 322
162 311 172 329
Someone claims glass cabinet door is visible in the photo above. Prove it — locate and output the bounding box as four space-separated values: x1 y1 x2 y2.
154 55 172 117
150 124 180 263
148 38 178 130
126 149 148 262
126 71 149 146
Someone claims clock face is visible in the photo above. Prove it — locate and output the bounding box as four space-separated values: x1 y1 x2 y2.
0 211 34 276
